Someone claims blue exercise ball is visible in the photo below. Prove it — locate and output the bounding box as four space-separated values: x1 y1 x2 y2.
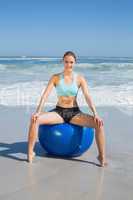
38 123 94 157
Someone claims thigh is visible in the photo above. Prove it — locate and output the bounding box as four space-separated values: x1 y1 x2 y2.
69 111 97 128
38 111 64 125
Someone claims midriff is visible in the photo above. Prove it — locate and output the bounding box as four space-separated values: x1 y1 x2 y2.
56 96 79 108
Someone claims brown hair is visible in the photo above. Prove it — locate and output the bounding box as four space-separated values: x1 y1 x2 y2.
63 51 77 62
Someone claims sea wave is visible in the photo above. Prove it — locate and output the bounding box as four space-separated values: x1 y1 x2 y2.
1 60 133 73
0 57 61 61
75 62 133 70
0 82 133 116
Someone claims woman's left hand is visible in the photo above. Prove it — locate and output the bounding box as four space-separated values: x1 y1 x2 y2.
94 114 104 128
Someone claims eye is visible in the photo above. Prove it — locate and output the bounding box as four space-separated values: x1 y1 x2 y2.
65 61 74 64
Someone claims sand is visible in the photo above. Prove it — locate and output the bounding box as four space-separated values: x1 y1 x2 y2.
0 105 133 200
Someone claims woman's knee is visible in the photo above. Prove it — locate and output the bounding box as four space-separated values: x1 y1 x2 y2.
33 114 48 125
30 114 40 125
93 117 104 130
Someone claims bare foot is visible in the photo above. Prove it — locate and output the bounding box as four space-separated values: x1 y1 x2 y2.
97 155 108 167
27 151 36 163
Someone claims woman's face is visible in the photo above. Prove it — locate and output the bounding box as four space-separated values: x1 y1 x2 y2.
63 55 76 72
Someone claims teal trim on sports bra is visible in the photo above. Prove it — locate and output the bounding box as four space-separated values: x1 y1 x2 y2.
55 72 79 97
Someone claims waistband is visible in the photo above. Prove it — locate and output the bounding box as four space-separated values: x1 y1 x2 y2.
56 105 79 110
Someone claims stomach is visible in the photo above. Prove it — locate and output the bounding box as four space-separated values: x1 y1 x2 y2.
56 96 79 108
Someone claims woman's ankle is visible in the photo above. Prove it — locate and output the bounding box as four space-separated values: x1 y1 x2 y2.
28 149 34 155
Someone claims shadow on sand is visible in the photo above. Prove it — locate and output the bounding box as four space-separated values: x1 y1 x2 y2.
0 141 101 167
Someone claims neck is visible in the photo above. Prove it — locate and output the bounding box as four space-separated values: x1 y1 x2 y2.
63 70 74 76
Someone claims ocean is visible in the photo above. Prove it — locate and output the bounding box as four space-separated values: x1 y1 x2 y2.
0 56 133 115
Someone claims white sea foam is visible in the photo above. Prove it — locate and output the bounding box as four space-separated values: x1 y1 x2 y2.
0 64 20 70
0 81 133 115
75 62 133 69
30 57 61 61
0 57 61 61
0 57 31 61
0 57 133 115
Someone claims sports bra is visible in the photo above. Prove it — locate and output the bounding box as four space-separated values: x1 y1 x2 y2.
55 72 79 97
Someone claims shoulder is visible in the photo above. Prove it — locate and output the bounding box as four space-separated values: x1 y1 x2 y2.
49 73 60 80
50 73 61 86
73 72 87 88
76 73 87 84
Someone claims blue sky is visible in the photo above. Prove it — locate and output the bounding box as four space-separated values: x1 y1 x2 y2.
0 0 133 56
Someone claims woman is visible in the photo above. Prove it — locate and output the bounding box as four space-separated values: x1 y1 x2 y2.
27 51 108 167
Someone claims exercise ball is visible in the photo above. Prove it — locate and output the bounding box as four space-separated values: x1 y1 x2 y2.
38 123 94 157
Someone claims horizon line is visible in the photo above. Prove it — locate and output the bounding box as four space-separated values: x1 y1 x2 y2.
0 55 133 58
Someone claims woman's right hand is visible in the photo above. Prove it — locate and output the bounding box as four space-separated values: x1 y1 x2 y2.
93 114 104 128
31 112 40 123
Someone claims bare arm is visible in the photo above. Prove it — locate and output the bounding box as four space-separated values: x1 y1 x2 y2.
79 75 98 116
35 75 56 113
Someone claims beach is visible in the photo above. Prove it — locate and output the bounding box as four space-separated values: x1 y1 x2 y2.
1 0 133 198
0 56 133 199
0 105 133 200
